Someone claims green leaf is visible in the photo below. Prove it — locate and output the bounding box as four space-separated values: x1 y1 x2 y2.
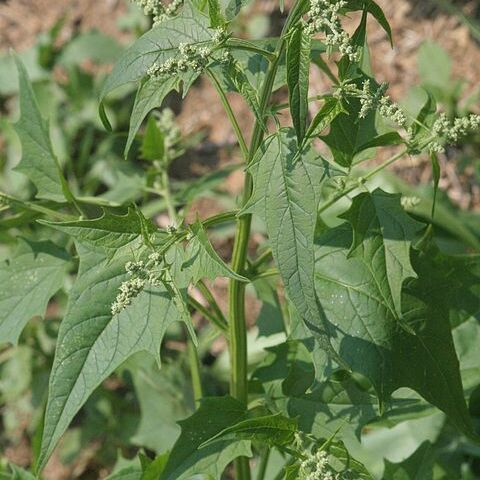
100 1 212 125
39 208 160 261
355 131 404 152
0 238 70 345
345 0 393 46
410 91 436 139
288 373 379 442
12 54 65 202
383 442 435 480
208 0 226 27
253 277 285 338
314 217 475 436
141 452 169 480
305 96 344 140
253 341 315 400
105 466 143 480
222 0 252 19
126 353 192 453
183 219 248 283
339 189 423 318
222 60 266 131
321 91 380 168
242 129 337 365
37 214 188 472
287 26 311 143
141 115 165 161
201 413 297 447
328 441 374 479
125 75 180 158
161 396 252 480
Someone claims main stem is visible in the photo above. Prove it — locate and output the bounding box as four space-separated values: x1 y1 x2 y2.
228 27 288 480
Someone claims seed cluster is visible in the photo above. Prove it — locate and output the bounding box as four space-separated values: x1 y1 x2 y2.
111 253 165 316
304 0 359 62
359 80 407 126
147 28 227 78
133 0 183 25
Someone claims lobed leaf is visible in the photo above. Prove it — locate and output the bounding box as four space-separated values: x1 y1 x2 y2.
13 55 65 202
183 219 248 283
161 396 252 480
313 210 475 436
37 214 191 471
340 189 424 319
100 1 212 127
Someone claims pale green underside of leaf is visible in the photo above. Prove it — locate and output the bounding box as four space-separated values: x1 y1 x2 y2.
183 219 248 283
242 128 337 364
100 1 211 103
0 239 70 345
13 55 65 202
313 223 473 436
162 396 252 480
38 214 189 471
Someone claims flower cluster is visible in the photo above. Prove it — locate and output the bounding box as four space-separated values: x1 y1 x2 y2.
304 0 359 62
158 108 181 152
147 27 227 78
432 112 480 144
358 80 407 126
133 0 183 25
423 112 480 153
111 252 165 316
299 450 340 480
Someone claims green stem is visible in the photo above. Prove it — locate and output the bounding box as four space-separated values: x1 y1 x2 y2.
187 338 203 406
317 147 410 214
160 170 178 224
227 7 300 479
206 68 250 162
255 448 271 480
250 268 279 282
197 280 228 330
187 295 228 334
225 38 277 61
318 135 438 214
250 249 273 271
160 168 203 406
